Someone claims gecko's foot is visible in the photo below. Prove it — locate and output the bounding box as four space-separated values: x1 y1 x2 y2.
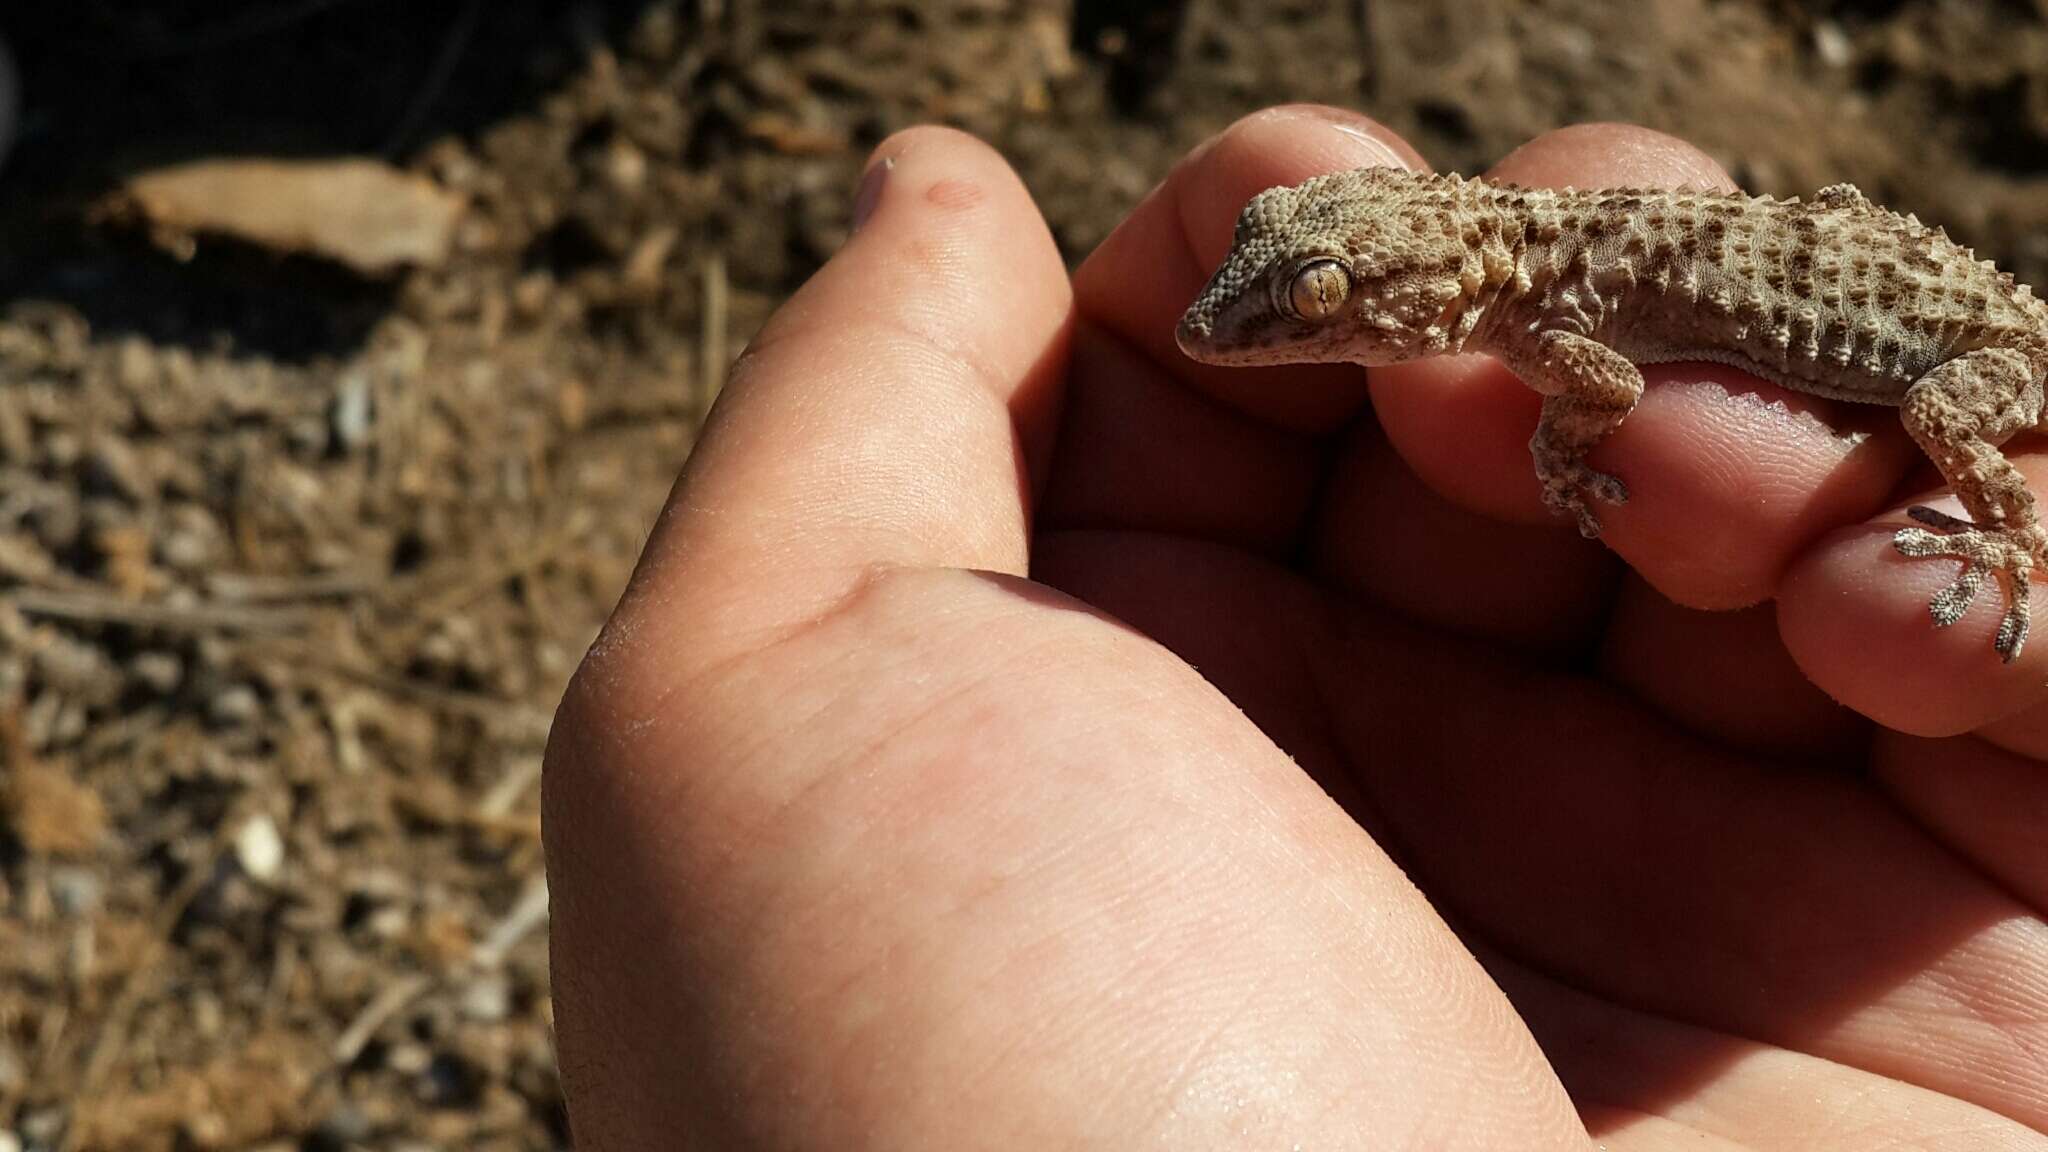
1540 463 1629 539
1892 507 2041 662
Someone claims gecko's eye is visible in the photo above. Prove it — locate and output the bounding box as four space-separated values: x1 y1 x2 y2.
1283 259 1351 322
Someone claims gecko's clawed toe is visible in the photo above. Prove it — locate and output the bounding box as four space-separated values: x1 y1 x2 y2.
1997 601 2031 663
1589 471 1629 507
1541 463 1627 539
1925 560 1988 627
1891 513 2040 662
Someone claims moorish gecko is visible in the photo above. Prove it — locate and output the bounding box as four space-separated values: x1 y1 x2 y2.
1176 168 2048 662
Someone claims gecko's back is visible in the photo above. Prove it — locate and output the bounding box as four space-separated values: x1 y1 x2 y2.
1469 177 2048 406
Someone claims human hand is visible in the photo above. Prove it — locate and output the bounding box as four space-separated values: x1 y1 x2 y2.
542 109 2048 1148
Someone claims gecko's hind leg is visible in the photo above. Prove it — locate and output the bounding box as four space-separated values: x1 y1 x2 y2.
1889 348 2046 662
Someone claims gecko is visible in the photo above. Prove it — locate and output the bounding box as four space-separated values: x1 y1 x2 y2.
1175 167 2048 662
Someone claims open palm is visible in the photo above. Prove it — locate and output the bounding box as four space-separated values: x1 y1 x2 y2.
544 109 2048 1149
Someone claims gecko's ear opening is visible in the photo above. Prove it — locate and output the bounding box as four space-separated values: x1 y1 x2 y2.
1281 259 1351 322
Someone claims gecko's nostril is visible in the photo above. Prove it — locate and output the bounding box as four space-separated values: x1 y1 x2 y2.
1175 311 1212 354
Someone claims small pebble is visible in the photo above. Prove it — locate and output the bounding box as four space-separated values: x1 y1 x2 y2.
0 1040 25 1093
287 412 331 456
114 337 157 390
17 1111 60 1149
232 814 286 883
386 1041 431 1075
459 973 512 1023
47 867 102 917
1813 21 1852 68
82 436 148 502
604 138 648 193
511 272 553 319
208 683 262 728
331 370 374 452
192 990 225 1037
40 430 79 470
366 903 411 940
129 650 184 695
158 523 219 572
312 1105 374 1145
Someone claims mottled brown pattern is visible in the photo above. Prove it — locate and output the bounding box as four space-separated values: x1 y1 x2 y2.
1177 167 2048 661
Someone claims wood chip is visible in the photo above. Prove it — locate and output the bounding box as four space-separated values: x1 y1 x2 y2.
110 158 467 275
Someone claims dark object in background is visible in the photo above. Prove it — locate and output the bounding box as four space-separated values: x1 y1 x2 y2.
0 1 650 191
0 31 17 173
1072 0 1191 114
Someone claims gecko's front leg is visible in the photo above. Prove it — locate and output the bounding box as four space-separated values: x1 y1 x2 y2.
1495 329 1644 537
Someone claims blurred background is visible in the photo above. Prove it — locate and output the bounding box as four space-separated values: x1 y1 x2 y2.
0 1 2042 1148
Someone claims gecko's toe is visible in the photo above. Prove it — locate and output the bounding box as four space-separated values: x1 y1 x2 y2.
1926 562 1988 627
1996 601 2030 662
1540 463 1627 538
1905 504 1977 533
1545 488 1604 538
1892 526 1948 558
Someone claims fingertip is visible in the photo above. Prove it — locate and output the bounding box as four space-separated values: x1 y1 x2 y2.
1171 104 1428 270
1599 586 1868 759
844 124 1064 291
614 122 1074 672
1586 369 1912 610
1488 123 1737 192
1778 517 2048 736
1077 104 1422 432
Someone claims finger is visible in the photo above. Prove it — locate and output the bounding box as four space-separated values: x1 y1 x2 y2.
1035 323 1322 554
1320 618 2048 1130
1779 458 2048 735
1314 419 1623 658
1072 104 1423 433
1874 731 2048 910
1493 960 2048 1151
1976 694 2048 759
1598 583 1868 760
1367 124 1918 612
602 126 1073 684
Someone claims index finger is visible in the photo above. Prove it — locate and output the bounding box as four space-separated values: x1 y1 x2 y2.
1073 105 1425 433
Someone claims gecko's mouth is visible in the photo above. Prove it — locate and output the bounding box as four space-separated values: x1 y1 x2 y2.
1175 299 1296 366
1173 308 1219 361
1174 288 1270 365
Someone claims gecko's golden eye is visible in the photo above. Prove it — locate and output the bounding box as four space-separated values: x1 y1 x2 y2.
1284 259 1351 322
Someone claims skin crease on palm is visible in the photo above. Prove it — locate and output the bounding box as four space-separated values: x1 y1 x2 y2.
541 107 2048 1149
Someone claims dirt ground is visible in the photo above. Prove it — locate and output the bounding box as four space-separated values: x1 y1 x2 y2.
0 1 2043 1147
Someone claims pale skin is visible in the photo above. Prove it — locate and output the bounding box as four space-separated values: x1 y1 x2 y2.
542 110 2048 1149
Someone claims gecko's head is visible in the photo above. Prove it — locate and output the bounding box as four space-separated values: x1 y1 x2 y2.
1175 167 1469 368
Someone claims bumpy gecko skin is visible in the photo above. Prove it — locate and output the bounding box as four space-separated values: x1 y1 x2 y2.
1176 167 2048 662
